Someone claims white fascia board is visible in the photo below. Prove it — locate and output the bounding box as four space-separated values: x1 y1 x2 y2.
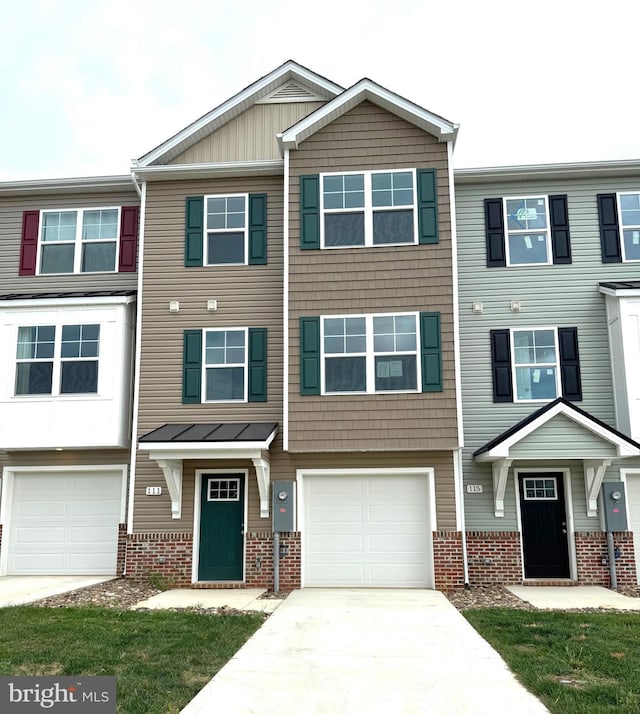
131 160 283 181
0 295 136 309
137 61 343 167
140 445 267 461
279 79 458 150
599 286 640 297
455 159 640 184
0 175 134 196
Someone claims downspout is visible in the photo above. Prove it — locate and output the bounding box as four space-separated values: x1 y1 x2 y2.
448 142 469 587
125 178 147 567
282 148 290 451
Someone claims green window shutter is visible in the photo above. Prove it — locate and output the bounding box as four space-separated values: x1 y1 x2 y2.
300 317 320 395
300 175 320 250
182 330 202 403
248 328 267 402
185 196 204 267
417 169 438 244
248 193 267 265
420 312 442 392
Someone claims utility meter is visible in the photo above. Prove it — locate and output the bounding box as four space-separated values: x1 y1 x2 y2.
272 481 295 532
602 482 627 532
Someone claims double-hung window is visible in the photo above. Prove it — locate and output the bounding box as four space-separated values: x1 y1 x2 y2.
322 313 419 394
619 193 640 261
40 208 119 274
205 195 247 264
504 197 551 265
204 328 247 401
322 170 417 248
15 324 100 396
512 328 559 401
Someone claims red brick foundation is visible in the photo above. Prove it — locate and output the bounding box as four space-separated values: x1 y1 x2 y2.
245 532 301 590
433 531 465 591
116 524 127 576
466 531 523 585
574 531 636 587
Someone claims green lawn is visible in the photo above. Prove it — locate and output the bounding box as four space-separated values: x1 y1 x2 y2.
464 609 640 714
0 606 264 714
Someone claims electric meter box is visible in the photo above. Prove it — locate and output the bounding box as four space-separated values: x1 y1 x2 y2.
602 482 628 532
272 481 296 532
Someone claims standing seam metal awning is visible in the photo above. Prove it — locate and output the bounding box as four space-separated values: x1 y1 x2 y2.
138 423 278 519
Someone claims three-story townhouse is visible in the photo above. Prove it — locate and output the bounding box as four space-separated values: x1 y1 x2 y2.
0 176 139 576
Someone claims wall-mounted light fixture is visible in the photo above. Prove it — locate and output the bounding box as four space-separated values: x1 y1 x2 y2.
169 301 179 313
207 299 218 312
510 300 522 312
472 302 483 313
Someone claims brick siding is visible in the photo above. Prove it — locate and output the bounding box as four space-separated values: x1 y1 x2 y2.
466 531 523 585
574 531 636 587
432 531 465 591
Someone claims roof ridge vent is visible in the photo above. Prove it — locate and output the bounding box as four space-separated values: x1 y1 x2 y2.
257 80 323 104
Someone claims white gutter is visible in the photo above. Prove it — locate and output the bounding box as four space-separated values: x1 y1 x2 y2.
126 180 147 538
131 160 284 181
0 175 133 195
454 158 640 183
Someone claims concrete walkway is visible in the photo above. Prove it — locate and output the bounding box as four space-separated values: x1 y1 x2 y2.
133 588 282 613
180 589 549 714
507 585 640 610
0 575 115 607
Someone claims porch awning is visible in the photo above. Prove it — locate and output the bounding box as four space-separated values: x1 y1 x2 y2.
139 422 278 519
473 399 640 518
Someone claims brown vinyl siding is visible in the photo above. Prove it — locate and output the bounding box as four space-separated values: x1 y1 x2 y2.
288 101 458 452
170 102 325 165
0 190 139 293
1 449 130 468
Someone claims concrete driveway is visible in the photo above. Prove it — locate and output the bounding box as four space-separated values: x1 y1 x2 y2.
0 575 115 607
181 588 549 714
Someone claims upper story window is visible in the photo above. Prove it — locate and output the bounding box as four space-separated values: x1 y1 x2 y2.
512 328 559 401
619 193 640 261
484 195 571 268
40 208 119 274
15 323 100 396
504 197 551 265
184 194 267 268
322 170 416 248
204 328 247 401
299 169 439 250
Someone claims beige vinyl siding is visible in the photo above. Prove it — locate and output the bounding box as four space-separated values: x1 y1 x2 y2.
170 102 325 165
456 173 640 530
133 176 284 530
0 190 139 293
1 449 130 468
288 101 457 452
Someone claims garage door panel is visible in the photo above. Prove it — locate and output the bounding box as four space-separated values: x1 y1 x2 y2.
7 470 123 575
309 564 366 582
308 505 363 524
308 534 364 552
626 475 640 585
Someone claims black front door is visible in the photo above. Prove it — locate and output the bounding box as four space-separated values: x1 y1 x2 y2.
519 473 570 579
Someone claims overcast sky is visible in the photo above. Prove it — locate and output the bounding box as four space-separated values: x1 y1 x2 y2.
1 0 638 181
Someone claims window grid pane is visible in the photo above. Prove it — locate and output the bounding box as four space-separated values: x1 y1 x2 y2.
371 171 414 207
323 174 364 210
207 478 240 501
42 211 77 242
505 197 549 265
205 330 246 366
523 477 557 500
621 194 640 260
513 329 558 401
82 209 118 240
206 196 246 231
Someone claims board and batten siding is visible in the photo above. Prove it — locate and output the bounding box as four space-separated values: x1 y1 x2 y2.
287 101 458 452
169 102 325 165
456 173 640 530
133 176 284 532
0 190 139 294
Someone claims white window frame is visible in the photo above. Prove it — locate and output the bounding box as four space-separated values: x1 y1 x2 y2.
320 169 418 249
618 191 640 262
510 326 561 403
207 477 241 502
320 311 421 395
13 323 101 398
522 476 558 501
204 193 249 266
503 195 552 267
202 327 248 403
37 207 121 275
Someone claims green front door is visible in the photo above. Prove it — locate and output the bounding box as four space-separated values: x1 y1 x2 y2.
198 474 245 581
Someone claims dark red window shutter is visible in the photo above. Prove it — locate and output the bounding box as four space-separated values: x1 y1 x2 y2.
19 211 40 276
118 206 139 272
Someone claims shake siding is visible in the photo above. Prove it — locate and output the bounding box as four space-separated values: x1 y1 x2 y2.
133 176 284 532
0 190 139 293
169 102 325 164
288 101 458 452
456 174 640 530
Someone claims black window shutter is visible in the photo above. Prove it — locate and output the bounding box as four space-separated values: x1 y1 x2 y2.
248 328 267 402
597 194 622 263
490 330 513 402
182 330 202 403
300 175 320 250
248 194 267 265
185 196 204 267
417 169 438 244
548 195 572 264
300 317 320 395
485 199 506 267
558 327 582 401
420 312 442 391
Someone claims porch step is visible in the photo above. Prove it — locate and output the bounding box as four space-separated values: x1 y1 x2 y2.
522 579 577 587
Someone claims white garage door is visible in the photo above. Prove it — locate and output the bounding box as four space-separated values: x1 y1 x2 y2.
303 472 433 588
626 474 640 585
6 470 123 575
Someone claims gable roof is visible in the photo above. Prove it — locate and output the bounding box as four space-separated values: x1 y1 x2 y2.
136 60 343 167
473 398 640 461
278 78 458 151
